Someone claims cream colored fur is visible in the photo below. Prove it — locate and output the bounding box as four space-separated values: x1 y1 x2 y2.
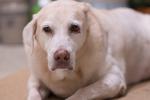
23 0 150 100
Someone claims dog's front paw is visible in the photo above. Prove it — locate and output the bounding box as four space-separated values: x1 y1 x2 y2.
66 89 85 100
66 97 76 100
117 83 127 97
28 89 42 100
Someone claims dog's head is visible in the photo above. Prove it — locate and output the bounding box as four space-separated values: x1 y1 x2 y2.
23 0 105 72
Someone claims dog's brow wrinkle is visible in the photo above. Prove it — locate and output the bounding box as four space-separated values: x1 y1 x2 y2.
71 20 82 26
41 21 52 27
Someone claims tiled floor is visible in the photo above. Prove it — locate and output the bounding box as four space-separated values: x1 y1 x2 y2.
0 45 27 78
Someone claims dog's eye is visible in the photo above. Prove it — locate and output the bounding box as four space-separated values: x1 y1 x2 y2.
69 24 80 34
43 26 53 34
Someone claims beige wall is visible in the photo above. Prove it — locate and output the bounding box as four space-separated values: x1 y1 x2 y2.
79 0 127 8
80 0 127 3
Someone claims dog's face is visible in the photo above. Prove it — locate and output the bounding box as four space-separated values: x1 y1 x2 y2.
35 1 88 71
23 1 105 72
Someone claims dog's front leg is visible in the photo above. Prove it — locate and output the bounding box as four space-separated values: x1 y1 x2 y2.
27 75 44 100
27 75 49 100
66 65 127 100
27 75 42 100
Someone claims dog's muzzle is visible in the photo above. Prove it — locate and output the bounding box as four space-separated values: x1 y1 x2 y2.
52 49 73 71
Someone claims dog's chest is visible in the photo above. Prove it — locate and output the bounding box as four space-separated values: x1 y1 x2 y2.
46 71 84 97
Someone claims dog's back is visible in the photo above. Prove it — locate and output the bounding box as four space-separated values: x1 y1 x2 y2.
95 8 150 84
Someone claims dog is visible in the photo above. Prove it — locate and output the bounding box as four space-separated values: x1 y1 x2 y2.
23 0 150 100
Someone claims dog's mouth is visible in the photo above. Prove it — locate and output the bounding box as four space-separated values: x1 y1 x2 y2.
48 49 75 71
51 61 73 71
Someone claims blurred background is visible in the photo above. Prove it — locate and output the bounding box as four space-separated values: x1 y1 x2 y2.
0 0 150 78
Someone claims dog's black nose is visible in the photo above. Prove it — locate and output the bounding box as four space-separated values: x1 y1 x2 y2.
54 49 70 63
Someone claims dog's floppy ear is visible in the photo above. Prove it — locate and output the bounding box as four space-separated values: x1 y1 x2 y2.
23 14 38 53
82 3 105 37
82 3 107 52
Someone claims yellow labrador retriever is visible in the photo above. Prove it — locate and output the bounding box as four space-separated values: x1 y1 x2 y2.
23 0 150 100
